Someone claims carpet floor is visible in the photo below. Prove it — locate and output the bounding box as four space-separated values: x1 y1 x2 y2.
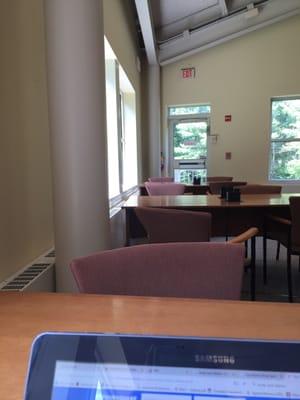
238 237 300 303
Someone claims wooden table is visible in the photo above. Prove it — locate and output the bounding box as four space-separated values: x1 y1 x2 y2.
1 292 300 400
123 193 297 243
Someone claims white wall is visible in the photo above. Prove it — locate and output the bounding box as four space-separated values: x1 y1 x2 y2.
161 15 300 191
0 0 143 282
0 0 53 282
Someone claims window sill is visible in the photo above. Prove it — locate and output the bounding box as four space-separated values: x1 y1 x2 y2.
109 185 139 219
268 179 300 184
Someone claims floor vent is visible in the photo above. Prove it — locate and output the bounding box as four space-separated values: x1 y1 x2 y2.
46 250 56 257
0 248 56 292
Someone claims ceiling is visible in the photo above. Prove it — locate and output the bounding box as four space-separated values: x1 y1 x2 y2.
134 0 300 65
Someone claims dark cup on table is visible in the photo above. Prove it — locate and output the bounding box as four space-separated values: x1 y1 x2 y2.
193 177 201 185
226 188 241 202
220 186 233 199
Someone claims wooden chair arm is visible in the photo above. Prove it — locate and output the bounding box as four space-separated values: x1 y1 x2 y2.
266 215 291 226
228 227 259 244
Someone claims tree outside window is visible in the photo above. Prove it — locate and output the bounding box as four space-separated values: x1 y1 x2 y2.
270 98 300 180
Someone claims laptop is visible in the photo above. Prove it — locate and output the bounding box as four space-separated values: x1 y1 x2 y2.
24 332 300 400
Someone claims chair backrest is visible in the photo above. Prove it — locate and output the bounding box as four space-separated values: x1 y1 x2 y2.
206 176 233 182
70 242 245 300
238 184 282 194
209 181 247 194
290 196 300 248
148 177 174 182
145 182 185 195
134 207 211 243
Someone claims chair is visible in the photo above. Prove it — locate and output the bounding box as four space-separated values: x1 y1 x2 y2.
70 242 245 300
134 207 211 243
148 177 174 182
135 207 258 300
238 184 282 194
145 182 185 195
228 227 258 301
263 196 300 302
208 181 247 195
238 184 282 260
206 176 233 182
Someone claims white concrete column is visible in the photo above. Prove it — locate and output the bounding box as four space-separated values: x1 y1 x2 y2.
148 64 161 177
44 0 110 292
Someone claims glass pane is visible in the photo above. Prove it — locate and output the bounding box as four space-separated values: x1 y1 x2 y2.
173 121 207 160
270 141 300 180
174 169 206 184
271 99 300 140
169 105 210 116
105 58 120 199
121 90 138 192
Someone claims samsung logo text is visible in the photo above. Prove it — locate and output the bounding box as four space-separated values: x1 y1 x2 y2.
195 354 235 364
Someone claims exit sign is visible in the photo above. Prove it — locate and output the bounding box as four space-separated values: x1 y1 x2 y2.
181 67 195 79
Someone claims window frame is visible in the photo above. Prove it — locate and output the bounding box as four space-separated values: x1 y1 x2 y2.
268 96 300 183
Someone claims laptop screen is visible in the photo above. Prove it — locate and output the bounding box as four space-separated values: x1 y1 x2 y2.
51 361 300 400
24 334 300 400
52 361 300 400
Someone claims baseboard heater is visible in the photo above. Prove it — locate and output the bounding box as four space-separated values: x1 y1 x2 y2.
0 249 56 292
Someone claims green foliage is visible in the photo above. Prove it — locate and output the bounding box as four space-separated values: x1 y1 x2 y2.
169 105 210 116
270 99 300 180
174 122 207 160
172 120 208 183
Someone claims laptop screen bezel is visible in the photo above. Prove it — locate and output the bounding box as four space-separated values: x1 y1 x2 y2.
23 332 300 400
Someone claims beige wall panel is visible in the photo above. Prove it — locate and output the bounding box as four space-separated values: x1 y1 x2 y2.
162 16 300 188
0 0 53 282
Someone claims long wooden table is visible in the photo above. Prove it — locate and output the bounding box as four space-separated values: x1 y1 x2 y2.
123 193 297 243
139 183 209 195
1 292 300 400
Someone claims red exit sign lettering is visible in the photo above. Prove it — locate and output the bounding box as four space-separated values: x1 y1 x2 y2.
181 67 195 79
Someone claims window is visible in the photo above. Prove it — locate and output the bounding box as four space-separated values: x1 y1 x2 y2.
169 104 211 116
105 42 120 199
269 97 300 181
119 66 138 192
104 38 138 200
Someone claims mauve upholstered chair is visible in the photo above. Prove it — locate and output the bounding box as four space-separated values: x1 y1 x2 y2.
208 181 247 195
135 206 257 300
134 207 211 243
263 196 300 302
206 176 233 183
148 177 174 182
145 182 185 196
238 184 282 194
70 242 245 300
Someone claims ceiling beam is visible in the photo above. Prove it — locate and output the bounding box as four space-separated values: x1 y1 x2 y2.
159 0 300 65
219 0 228 16
135 0 158 65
